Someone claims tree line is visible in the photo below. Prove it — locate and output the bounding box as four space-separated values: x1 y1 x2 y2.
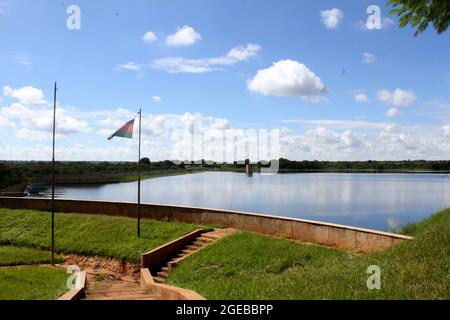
278 158 450 172
1 159 450 190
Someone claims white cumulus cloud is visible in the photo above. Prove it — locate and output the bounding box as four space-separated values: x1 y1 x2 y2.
442 124 450 137
3 85 47 105
386 107 400 118
353 91 369 103
152 96 161 102
320 8 343 29
377 89 417 107
166 25 202 46
247 59 326 100
142 31 157 43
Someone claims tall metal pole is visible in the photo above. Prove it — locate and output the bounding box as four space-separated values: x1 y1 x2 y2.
51 82 57 265
137 109 142 238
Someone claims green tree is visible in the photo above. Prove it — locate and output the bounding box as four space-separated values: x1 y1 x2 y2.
387 0 450 36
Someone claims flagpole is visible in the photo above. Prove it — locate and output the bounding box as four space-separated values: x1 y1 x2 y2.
51 82 57 266
137 108 141 238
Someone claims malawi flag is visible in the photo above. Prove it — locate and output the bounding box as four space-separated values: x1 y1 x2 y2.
108 119 135 140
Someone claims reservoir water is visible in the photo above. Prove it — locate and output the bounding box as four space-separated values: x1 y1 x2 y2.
50 172 450 231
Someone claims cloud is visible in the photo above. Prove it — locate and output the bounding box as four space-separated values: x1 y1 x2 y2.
0 115 16 129
442 124 450 137
97 128 114 137
1 104 90 139
386 107 400 118
1 86 90 139
151 43 261 74
227 44 261 61
281 119 390 130
152 96 161 102
116 62 142 72
362 52 375 64
247 59 326 100
353 91 369 103
152 57 214 74
142 31 157 43
166 25 202 46
320 8 343 29
1 104 448 161
357 17 395 30
3 85 47 105
281 123 449 161
377 89 417 107
17 55 33 70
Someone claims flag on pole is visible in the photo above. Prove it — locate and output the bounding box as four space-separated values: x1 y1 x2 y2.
107 112 142 238
108 119 135 140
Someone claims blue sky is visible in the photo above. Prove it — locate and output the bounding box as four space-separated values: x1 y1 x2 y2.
0 0 449 161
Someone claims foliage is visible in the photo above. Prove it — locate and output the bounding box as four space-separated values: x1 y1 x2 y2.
387 0 450 35
278 158 450 172
1 159 449 190
0 163 24 189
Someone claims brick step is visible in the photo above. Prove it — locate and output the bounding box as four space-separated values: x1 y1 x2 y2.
162 267 170 273
186 244 202 250
168 260 178 268
153 276 166 283
197 237 214 243
192 241 207 246
201 234 220 240
85 289 156 299
86 293 160 300
86 289 150 296
157 271 169 278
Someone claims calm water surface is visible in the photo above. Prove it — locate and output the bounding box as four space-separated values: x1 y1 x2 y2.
51 172 450 231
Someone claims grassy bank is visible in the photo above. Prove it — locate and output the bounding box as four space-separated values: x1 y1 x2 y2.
0 209 203 262
167 209 450 299
0 266 68 300
119 169 203 182
0 246 62 266
0 245 67 300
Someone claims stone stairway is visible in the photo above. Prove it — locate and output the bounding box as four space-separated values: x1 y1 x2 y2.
82 270 160 300
152 229 234 284
84 289 161 300
81 228 235 300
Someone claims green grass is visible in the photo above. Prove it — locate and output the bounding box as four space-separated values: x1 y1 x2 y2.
0 209 203 263
119 169 203 182
167 209 450 300
0 266 68 300
0 246 62 266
